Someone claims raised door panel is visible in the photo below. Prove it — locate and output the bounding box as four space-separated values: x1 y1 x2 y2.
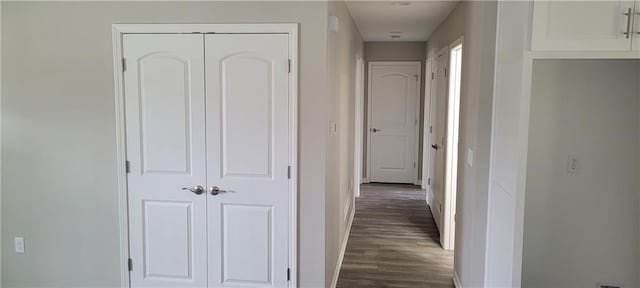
532 1 635 51
123 34 207 288
369 64 419 183
205 34 290 288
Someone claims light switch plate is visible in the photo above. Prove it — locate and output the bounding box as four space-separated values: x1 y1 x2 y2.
328 120 337 136
15 237 25 254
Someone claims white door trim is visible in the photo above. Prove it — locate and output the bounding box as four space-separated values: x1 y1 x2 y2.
366 61 422 184
111 23 299 288
354 54 365 197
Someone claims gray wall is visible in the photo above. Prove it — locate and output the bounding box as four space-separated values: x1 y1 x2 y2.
363 41 426 181
425 2 466 59
523 59 640 288
424 1 498 286
325 1 363 285
1 2 330 287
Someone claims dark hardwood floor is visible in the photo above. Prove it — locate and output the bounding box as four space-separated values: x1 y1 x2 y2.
336 184 454 288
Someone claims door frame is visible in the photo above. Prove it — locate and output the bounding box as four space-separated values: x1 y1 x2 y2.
354 54 365 198
111 23 299 288
366 61 422 185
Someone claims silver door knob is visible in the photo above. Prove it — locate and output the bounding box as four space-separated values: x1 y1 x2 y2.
209 186 227 195
371 128 381 133
182 186 204 195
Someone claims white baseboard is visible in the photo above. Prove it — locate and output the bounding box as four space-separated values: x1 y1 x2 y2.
330 207 355 288
361 178 370 184
453 270 462 288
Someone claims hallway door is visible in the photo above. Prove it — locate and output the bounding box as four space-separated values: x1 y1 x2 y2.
368 62 421 184
431 51 449 234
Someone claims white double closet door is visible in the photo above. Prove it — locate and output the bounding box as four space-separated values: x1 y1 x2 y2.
123 33 290 287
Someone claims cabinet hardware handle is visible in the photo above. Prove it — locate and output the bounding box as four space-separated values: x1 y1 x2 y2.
623 8 632 39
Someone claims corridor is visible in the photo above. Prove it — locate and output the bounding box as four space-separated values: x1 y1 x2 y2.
336 184 454 288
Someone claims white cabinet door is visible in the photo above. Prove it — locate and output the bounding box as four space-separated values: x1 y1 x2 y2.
368 62 420 183
205 34 290 288
532 1 635 51
124 34 208 287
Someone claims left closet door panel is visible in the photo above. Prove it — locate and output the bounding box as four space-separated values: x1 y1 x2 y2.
123 34 208 287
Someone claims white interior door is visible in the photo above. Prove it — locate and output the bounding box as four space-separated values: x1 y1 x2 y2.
368 62 420 184
205 34 290 287
124 34 208 287
431 52 449 234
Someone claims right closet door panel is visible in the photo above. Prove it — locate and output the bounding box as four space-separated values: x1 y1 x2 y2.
205 34 290 288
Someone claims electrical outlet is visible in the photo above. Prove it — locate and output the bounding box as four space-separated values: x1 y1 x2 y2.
597 283 622 288
15 237 25 254
567 155 578 173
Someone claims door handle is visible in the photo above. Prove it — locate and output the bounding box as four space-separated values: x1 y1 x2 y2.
209 186 227 196
431 144 439 150
182 186 204 195
623 8 632 38
371 128 381 133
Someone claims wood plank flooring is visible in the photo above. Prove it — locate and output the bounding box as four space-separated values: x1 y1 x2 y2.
336 184 454 288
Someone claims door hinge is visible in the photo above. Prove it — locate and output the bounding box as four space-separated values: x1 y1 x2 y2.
444 68 447 78
122 58 127 72
414 162 416 168
128 258 133 271
125 161 130 174
428 178 431 185
288 59 291 73
287 268 291 281
287 166 291 179
429 125 433 133
431 72 435 80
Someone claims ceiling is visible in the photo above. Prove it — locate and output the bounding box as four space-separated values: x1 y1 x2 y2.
345 1 460 42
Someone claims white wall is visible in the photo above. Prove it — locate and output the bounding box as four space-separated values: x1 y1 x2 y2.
363 41 426 181
325 1 363 286
424 1 498 286
523 59 640 288
1 2 330 287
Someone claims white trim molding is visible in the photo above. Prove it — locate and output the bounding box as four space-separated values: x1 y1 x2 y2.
111 23 299 288
453 271 462 288
330 206 356 288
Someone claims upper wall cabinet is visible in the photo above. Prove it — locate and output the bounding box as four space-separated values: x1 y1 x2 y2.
532 1 639 51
